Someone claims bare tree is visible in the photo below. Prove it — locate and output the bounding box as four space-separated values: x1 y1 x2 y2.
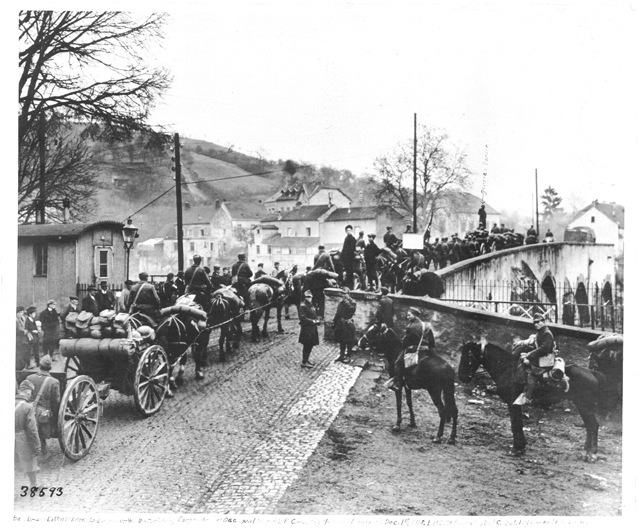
370 126 472 231
18 11 172 219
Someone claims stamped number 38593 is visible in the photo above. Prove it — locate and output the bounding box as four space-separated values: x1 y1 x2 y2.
20 486 63 498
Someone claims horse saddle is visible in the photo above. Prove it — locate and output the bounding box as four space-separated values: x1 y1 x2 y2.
403 345 433 370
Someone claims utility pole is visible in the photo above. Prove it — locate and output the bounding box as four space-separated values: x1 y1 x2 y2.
535 168 539 237
413 113 417 234
37 113 46 224
174 133 184 272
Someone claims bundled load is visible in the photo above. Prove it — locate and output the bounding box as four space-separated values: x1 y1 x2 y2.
307 268 339 280
59 338 138 358
249 275 284 290
588 333 623 351
159 295 207 321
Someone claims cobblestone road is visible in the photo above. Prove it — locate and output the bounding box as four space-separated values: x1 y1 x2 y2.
14 319 362 514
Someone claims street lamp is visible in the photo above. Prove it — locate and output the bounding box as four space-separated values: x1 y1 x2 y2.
122 218 139 281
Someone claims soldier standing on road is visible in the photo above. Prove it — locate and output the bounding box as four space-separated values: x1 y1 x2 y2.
15 380 41 488
364 234 382 291
39 300 60 358
333 287 357 363
24 306 41 369
26 355 61 459
116 280 134 313
297 290 321 368
16 306 30 370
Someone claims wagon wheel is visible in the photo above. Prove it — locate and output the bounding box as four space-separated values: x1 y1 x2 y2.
57 375 100 461
64 356 84 382
134 345 170 417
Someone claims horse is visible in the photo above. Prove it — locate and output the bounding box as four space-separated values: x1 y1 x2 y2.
589 348 623 415
401 270 445 298
208 287 243 361
247 279 285 342
358 322 458 443
458 342 609 461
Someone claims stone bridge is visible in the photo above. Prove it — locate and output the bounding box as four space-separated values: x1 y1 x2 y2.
437 242 618 327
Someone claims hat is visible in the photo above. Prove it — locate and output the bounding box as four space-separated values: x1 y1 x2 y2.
345 225 353 231
100 280 108 286
274 262 280 266
304 290 313 297
193 254 202 261
213 266 221 271
238 253 246 260
533 314 545 323
139 272 149 280
318 245 325 250
386 226 392 230
47 299 56 306
368 234 376 239
26 305 37 314
258 263 264 267
167 272 175 279
69 296 78 301
124 279 134 286
88 285 98 291
39 355 53 371
17 379 35 398
380 287 389 295
407 306 422 317
17 306 25 313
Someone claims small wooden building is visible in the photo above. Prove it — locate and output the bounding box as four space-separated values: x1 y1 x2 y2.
17 220 127 310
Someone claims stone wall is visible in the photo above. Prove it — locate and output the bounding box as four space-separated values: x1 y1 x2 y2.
322 288 606 367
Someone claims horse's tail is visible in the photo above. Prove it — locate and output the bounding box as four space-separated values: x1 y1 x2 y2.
249 284 272 322
441 364 459 424
209 295 230 325
592 369 613 418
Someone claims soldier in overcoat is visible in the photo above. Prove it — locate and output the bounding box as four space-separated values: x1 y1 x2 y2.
26 355 61 457
39 300 60 356
333 287 357 362
297 290 321 368
15 380 41 487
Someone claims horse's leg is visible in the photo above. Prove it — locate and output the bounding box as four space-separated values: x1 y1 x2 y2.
575 403 599 462
218 327 226 362
250 312 259 342
392 389 403 432
427 387 446 443
261 307 269 338
276 303 284 333
507 403 527 455
405 388 417 427
444 385 458 445
224 324 232 355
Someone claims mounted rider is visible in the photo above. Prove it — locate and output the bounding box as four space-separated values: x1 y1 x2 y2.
231 253 253 302
513 313 557 406
184 255 214 311
385 306 435 391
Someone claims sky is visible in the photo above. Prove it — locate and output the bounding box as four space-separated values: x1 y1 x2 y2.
138 1 640 219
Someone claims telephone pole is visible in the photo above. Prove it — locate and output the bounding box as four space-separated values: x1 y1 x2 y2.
174 133 184 272
535 168 539 237
37 113 46 224
412 113 417 233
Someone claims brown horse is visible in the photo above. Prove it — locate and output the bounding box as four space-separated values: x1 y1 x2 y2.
358 322 458 443
458 342 608 461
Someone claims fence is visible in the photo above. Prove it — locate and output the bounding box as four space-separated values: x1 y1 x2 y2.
441 278 623 333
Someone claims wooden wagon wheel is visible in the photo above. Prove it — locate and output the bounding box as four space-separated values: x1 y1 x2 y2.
64 356 84 381
57 375 101 461
133 345 170 417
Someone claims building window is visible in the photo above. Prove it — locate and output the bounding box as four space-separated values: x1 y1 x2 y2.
187 229 193 237
283 247 291 255
296 248 306 255
591 216 595 223
202 241 207 248
94 247 112 280
256 245 261 255
287 228 292 236
34 243 48 276
190 242 195 251
210 243 214 251
306 227 311 236
200 229 205 237
268 246 272 254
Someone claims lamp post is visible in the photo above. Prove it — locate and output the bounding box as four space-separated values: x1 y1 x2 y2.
122 218 139 281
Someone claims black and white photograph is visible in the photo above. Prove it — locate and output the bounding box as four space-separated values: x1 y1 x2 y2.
6 0 637 525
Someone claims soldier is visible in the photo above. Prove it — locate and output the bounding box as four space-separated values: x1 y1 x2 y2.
383 226 398 247
116 280 134 313
39 300 60 357
271 261 285 280
26 355 61 459
254 263 267 279
184 255 214 310
333 287 357 363
15 380 41 488
127 272 162 323
297 290 321 368
16 306 30 370
24 306 41 369
364 234 382 291
162 273 179 307
231 253 253 300
375 287 395 329
386 307 435 391
341 225 357 289
313 245 335 272
175 271 186 296
478 204 487 229
210 266 226 290
221 267 233 286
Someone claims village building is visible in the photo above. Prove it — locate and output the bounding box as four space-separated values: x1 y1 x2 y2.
566 200 624 258
263 182 351 213
428 191 500 240
17 220 127 309
320 206 407 248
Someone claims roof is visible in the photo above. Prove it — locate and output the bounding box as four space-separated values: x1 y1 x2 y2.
181 206 214 225
264 235 320 248
439 191 499 215
137 238 164 247
222 201 265 220
279 205 331 221
572 201 624 228
18 220 124 239
324 206 402 222
259 224 279 230
265 185 304 203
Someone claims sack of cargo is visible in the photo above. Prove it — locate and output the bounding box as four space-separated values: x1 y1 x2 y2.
99 309 116 320
65 327 79 338
59 338 138 358
102 326 114 338
65 312 78 330
114 327 128 338
75 311 94 329
588 334 623 351
249 276 284 290
159 304 207 321
176 294 199 306
79 327 91 337
307 268 338 280
90 328 102 339
113 312 130 328
91 316 108 326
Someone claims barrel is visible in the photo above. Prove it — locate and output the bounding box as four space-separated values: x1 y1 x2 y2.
550 357 566 381
59 338 138 358
159 304 207 321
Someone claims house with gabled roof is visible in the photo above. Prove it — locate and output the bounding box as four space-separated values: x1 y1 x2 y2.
429 191 500 240
263 182 351 213
566 200 624 257
321 206 406 249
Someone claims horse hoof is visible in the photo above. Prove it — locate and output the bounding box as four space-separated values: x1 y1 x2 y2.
584 454 597 463
432 437 443 444
277 329 285 334
392 425 401 433
508 448 526 457
175 375 184 387
446 438 456 445
409 422 417 428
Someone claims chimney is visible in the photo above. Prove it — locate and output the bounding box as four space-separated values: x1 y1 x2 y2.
215 199 220 209
63 197 71 223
